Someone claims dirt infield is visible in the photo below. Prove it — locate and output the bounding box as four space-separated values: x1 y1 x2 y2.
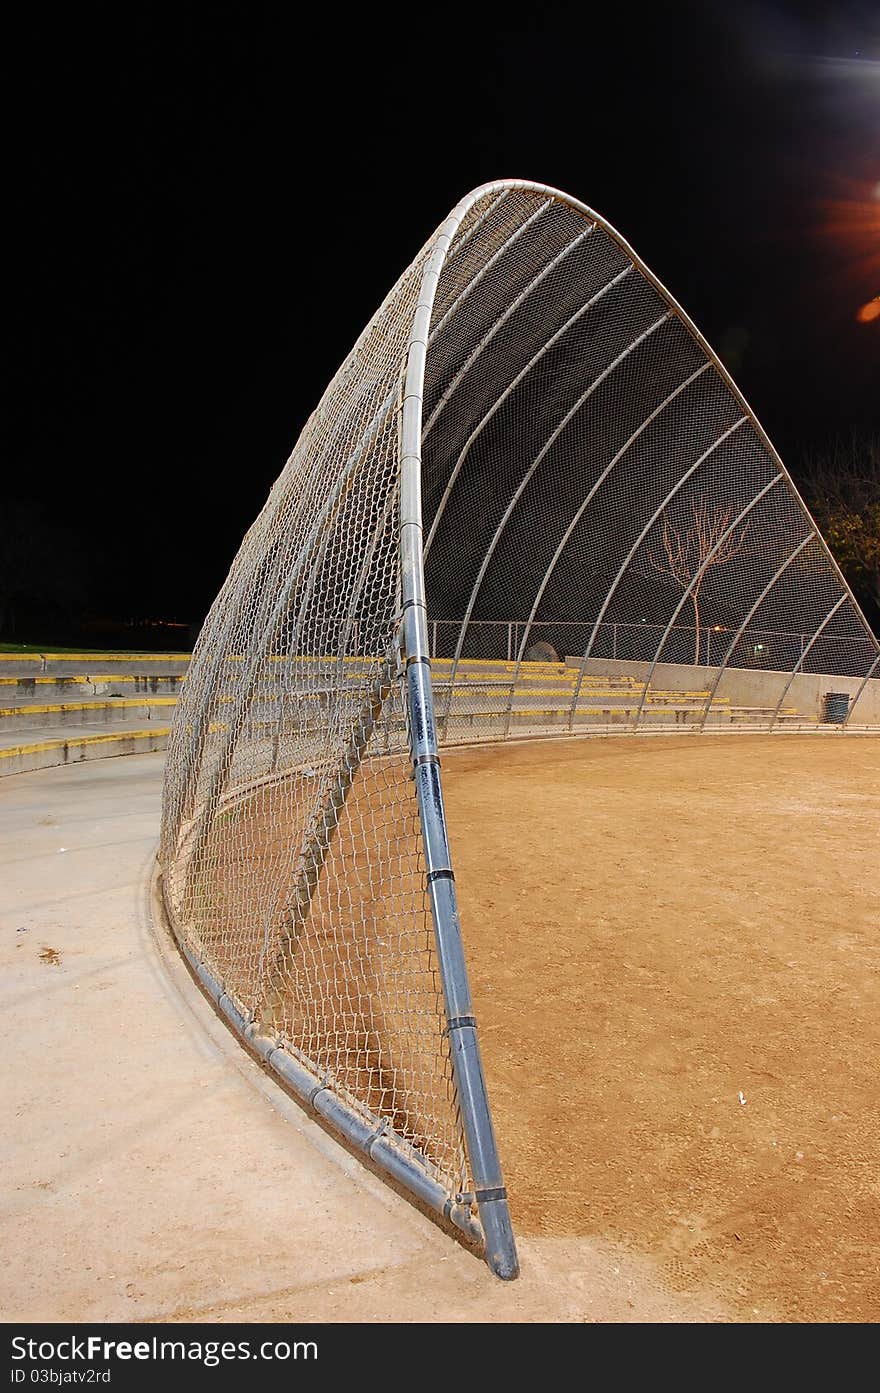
441 734 880 1322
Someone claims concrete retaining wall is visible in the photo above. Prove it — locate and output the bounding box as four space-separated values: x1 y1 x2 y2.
566 657 880 724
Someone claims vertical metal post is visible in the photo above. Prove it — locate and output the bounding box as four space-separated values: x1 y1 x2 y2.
423 252 623 562
630 477 781 730
567 415 749 728
697 534 815 730
768 594 847 731
506 362 715 689
400 214 518 1281
843 650 880 728
435 295 663 685
421 225 599 445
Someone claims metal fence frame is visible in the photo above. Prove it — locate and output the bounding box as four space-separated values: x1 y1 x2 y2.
398 179 878 1275
160 179 879 1287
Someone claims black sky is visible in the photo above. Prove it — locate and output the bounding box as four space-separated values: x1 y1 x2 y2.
6 1 879 629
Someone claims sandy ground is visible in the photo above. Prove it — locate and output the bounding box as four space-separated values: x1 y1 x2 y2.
441 734 880 1322
0 753 731 1324
1 737 877 1323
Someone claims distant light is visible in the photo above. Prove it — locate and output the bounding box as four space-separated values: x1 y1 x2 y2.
857 296 880 323
818 177 879 315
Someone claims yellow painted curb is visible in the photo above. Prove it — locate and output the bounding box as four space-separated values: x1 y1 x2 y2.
0 728 173 760
0 652 190 663
0 699 179 717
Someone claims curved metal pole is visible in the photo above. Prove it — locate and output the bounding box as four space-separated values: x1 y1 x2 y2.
239 193 522 796
255 198 552 775
440 189 510 271
421 223 597 443
424 262 631 562
268 488 401 774
176 536 285 821
428 198 552 343
503 366 714 737
167 177 880 1285
400 193 519 1280
423 182 877 656
183 461 376 899
444 311 670 718
768 593 848 731
696 533 815 730
258 201 543 774
396 176 878 1273
843 649 880 728
182 184 519 805
334 489 400 688
513 364 713 664
181 369 406 856
416 178 875 674
175 385 400 824
161 886 483 1250
436 264 638 732
630 474 783 730
567 415 749 729
257 651 398 1023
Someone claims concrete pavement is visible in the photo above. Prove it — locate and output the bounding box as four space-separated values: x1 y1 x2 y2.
0 753 729 1322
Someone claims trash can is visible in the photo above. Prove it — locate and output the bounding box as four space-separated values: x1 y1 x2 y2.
822 692 850 724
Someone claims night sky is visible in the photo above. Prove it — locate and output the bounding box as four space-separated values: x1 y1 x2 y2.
6 1 879 636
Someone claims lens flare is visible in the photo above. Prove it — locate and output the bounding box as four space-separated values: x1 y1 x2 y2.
816 174 880 322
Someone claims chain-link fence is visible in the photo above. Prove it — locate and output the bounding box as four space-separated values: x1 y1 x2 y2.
159 180 879 1280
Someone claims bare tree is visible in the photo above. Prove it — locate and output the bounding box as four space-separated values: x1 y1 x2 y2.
648 496 750 664
798 431 880 621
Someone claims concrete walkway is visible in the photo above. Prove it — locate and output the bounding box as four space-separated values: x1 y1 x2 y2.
0 754 730 1322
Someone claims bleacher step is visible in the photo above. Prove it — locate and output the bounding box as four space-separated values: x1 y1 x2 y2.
0 724 171 776
0 699 177 732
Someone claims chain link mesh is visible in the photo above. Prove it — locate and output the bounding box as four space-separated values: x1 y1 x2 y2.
160 181 878 1237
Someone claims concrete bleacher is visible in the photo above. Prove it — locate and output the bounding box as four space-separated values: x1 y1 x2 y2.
0 653 184 775
0 649 811 776
429 659 802 735
0 673 185 699
0 697 178 732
